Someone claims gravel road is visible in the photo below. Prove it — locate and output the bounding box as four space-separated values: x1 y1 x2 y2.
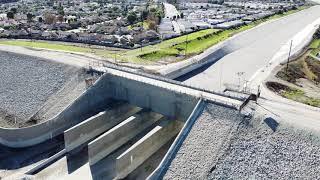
0 51 80 127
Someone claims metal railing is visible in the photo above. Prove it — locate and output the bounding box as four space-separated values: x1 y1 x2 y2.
87 60 248 109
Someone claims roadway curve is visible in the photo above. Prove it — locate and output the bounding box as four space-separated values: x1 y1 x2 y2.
179 5 320 91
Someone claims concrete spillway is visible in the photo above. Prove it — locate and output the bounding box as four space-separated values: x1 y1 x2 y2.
0 63 251 179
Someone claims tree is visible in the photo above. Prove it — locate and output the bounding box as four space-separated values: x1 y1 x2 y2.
141 10 149 21
38 17 43 23
58 2 65 16
57 15 64 22
7 11 14 19
10 8 17 14
148 21 156 30
180 13 184 19
44 13 56 24
27 13 33 22
127 12 137 25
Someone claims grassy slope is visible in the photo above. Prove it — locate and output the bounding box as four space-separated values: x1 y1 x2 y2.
120 6 306 63
282 88 320 107
272 37 320 107
0 6 308 64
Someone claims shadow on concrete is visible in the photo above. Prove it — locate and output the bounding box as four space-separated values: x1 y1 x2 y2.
264 117 279 132
175 48 231 82
0 135 64 171
66 146 89 174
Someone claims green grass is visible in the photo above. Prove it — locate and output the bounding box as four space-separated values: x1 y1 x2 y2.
310 39 320 49
120 6 308 63
0 40 92 53
120 29 221 63
128 21 150 30
0 40 121 60
281 88 320 107
309 39 320 56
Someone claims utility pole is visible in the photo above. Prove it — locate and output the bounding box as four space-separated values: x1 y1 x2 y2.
219 62 223 91
286 40 293 76
185 33 188 56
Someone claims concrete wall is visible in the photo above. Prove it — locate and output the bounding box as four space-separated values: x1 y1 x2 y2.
0 71 198 148
102 74 198 121
165 47 232 79
0 75 113 148
64 103 142 152
116 119 183 179
88 111 163 166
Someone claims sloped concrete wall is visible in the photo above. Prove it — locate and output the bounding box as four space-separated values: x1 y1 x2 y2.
0 76 113 148
0 72 199 148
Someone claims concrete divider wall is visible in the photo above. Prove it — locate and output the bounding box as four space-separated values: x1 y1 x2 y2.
102 74 199 121
0 75 113 148
64 103 142 152
116 119 183 179
88 111 163 166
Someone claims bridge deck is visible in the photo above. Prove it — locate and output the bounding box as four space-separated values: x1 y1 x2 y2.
96 67 243 110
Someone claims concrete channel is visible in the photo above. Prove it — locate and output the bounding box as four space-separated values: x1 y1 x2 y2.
64 103 142 152
88 111 163 166
116 119 183 179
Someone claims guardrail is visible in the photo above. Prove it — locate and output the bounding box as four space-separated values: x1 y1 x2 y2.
106 71 240 110
88 60 248 102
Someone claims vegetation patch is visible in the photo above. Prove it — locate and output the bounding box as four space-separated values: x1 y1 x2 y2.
138 50 179 61
276 61 305 83
266 82 320 107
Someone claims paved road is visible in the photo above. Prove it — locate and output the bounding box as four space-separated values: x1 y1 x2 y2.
163 3 180 19
182 5 320 92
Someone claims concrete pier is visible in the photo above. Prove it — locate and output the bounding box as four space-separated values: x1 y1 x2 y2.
116 119 183 179
88 111 163 166
64 103 142 152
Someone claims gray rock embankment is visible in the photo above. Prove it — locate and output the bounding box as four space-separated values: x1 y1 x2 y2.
164 102 320 179
164 103 244 179
209 115 320 179
0 51 81 127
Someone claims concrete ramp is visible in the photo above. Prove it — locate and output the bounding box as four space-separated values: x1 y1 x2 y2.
116 119 183 179
88 111 163 166
64 103 142 152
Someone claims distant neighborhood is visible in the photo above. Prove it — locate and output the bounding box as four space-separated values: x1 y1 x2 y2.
0 0 305 49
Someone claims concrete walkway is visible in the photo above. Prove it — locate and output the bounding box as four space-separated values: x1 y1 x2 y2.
163 3 180 19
